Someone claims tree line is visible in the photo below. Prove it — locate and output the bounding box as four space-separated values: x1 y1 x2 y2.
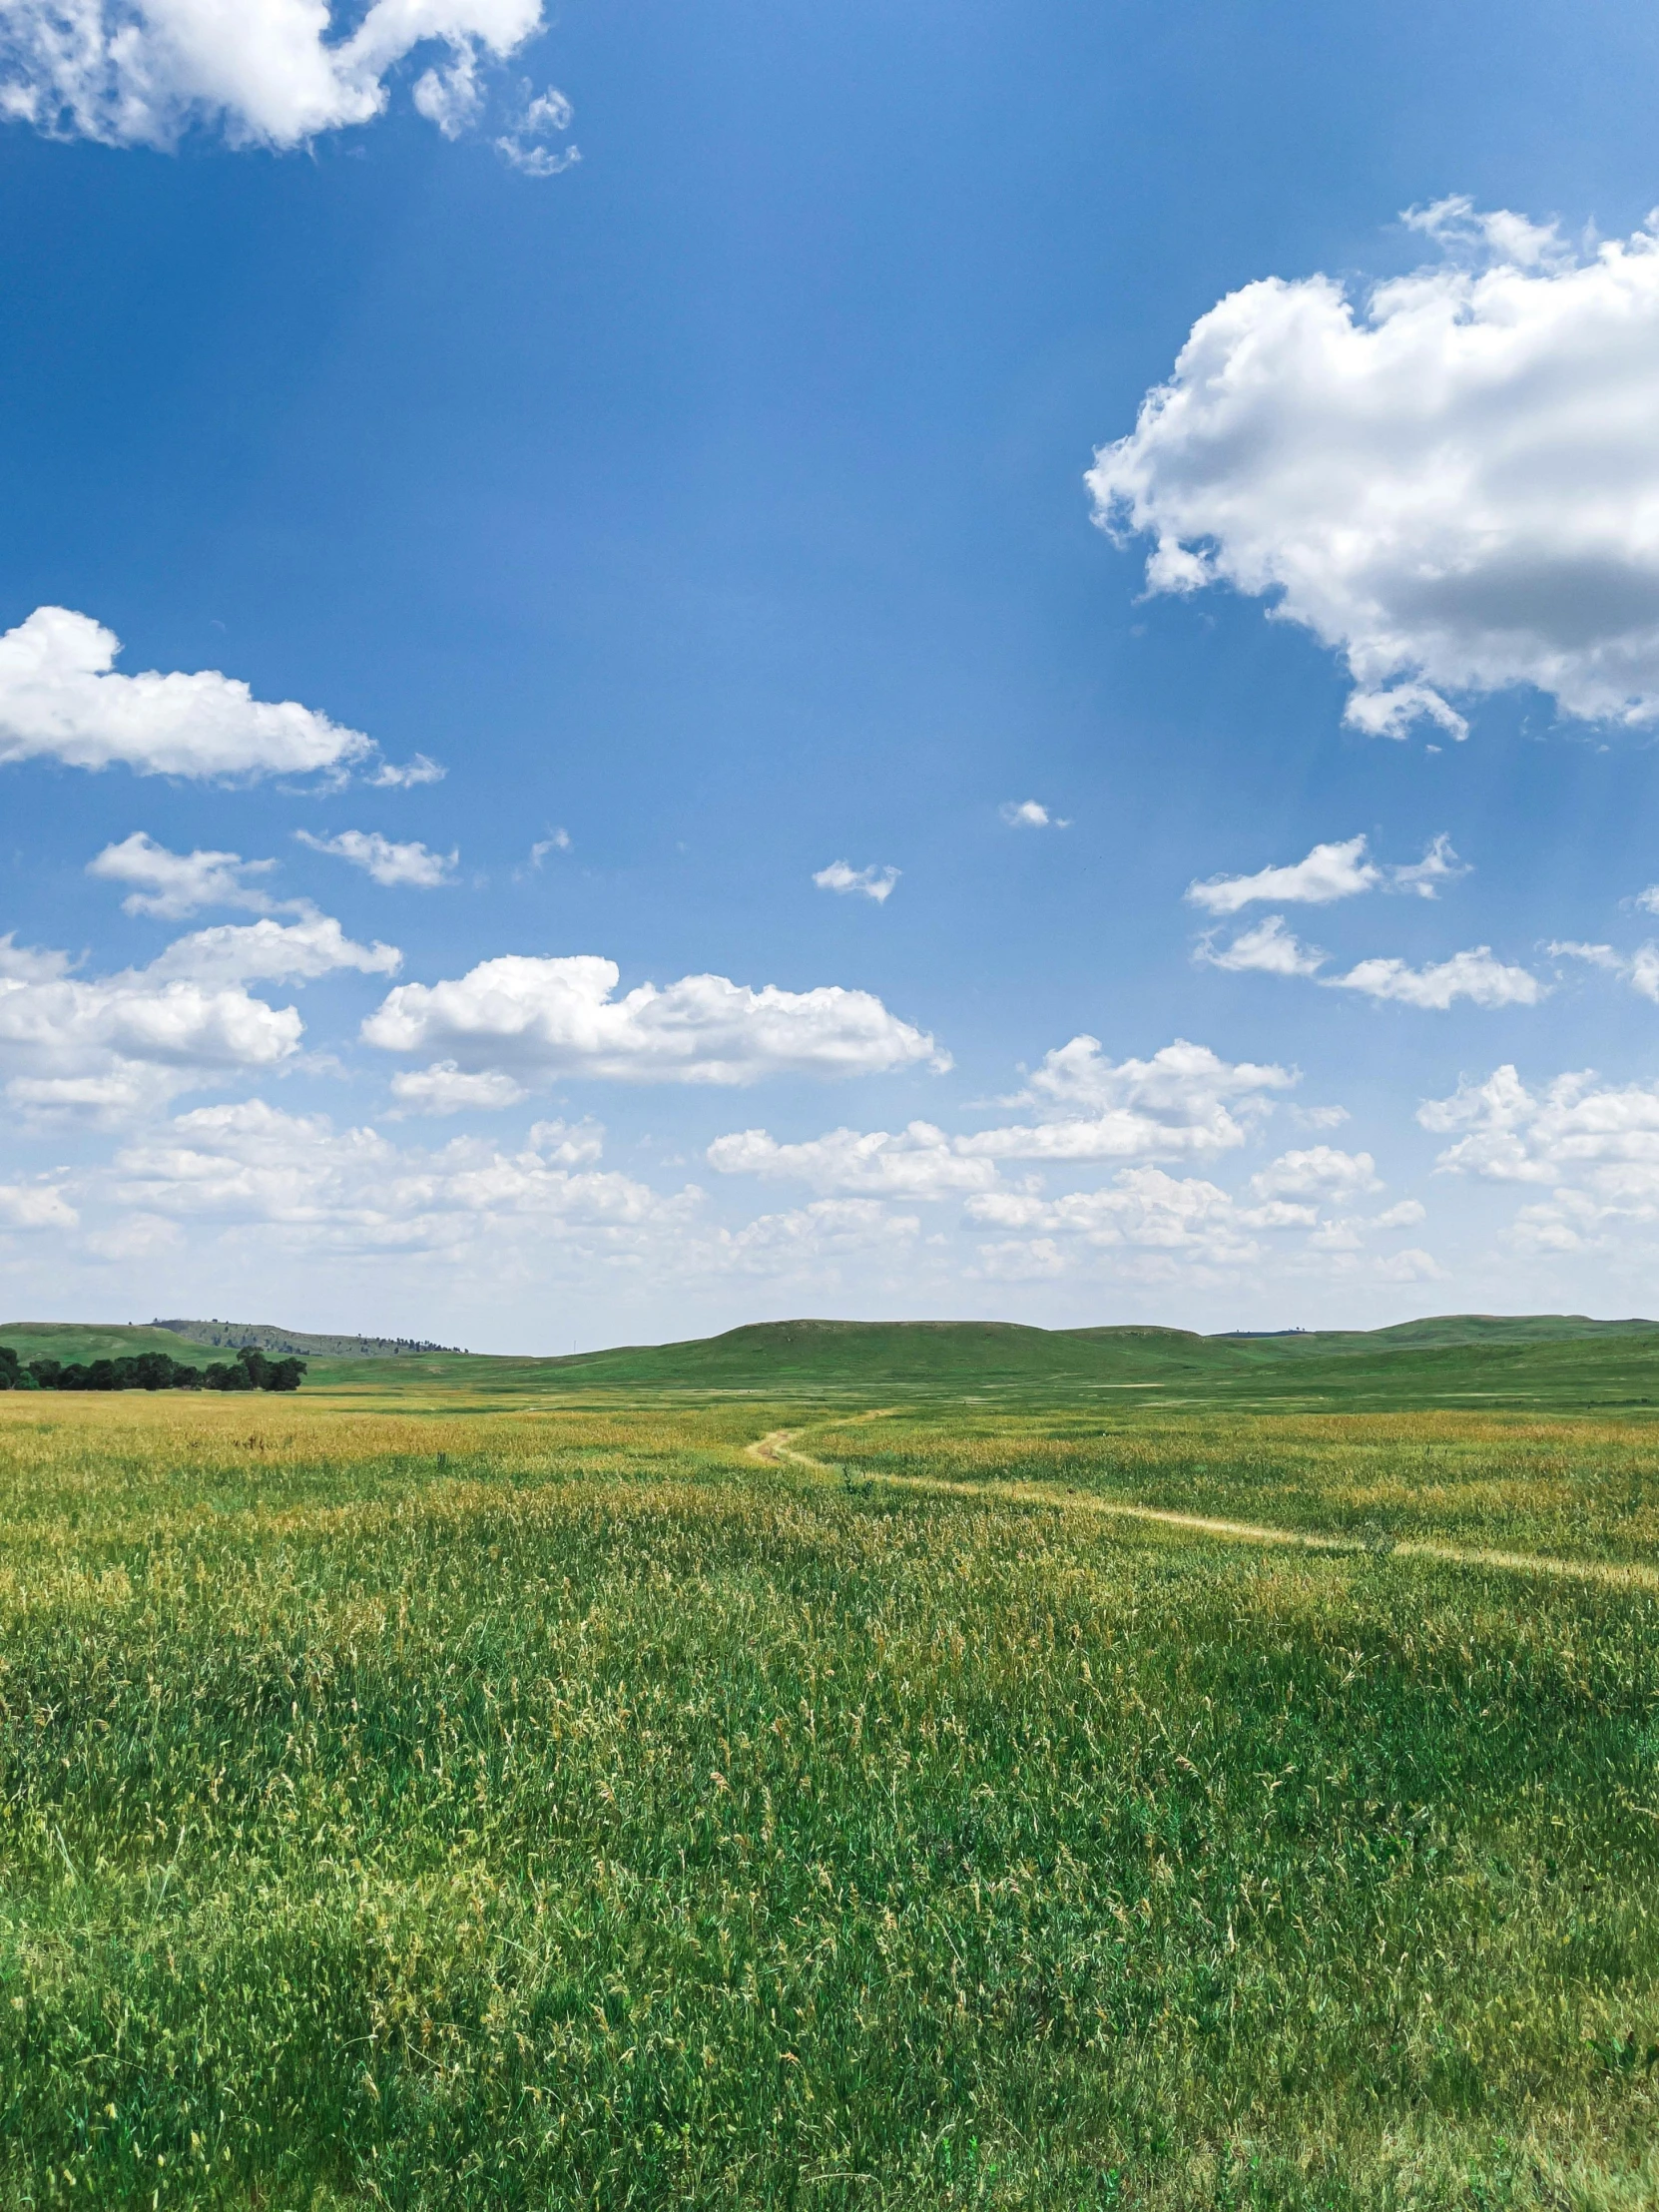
0 1345 306 1393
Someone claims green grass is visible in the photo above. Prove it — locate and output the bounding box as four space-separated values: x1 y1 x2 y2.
808 1403 1659 1565
12 1313 1659 1412
297 1316 1659 1413
1 1383 1657 2208
0 1323 218 1371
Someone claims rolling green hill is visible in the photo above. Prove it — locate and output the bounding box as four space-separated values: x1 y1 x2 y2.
0 1322 218 1371
153 1320 462 1359
9 1312 1659 1408
296 1312 1659 1410
495 1312 1659 1404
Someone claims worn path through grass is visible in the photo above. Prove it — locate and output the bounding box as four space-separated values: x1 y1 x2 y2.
748 1424 1659 1592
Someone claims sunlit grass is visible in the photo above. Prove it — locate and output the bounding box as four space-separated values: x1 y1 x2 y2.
814 1406 1659 1564
1 1390 1657 2207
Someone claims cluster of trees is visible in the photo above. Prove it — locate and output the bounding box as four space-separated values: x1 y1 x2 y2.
0 1345 306 1393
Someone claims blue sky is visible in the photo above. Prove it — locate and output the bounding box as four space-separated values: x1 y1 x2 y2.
5 0 1659 1348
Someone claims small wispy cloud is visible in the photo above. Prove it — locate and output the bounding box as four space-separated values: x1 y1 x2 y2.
814 860 899 903
497 83 580 175
1196 914 1327 976
295 830 458 889
1547 938 1659 1001
366 754 446 789
1388 833 1466 898
1547 939 1624 971
1201 913 1542 1007
1000 801 1069 828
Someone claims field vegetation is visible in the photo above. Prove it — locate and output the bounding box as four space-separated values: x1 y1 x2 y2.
1 1340 1657 2207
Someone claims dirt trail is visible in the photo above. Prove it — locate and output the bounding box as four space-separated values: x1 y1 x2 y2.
743 1428 1659 1593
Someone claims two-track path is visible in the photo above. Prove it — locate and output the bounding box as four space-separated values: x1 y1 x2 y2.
745 1426 1659 1593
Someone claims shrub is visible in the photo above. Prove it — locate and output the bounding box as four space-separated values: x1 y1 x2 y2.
14 1345 305 1392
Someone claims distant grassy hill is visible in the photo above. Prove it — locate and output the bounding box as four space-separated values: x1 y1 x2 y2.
542 1318 1216 1388
1287 1313 1659 1350
153 1320 462 1359
7 1312 1659 1408
0 1322 218 1370
297 1312 1659 1411
455 1312 1659 1386
0 1319 459 1370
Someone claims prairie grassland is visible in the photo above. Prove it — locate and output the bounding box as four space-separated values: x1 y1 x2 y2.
1 1390 1657 2210
810 1406 1659 1567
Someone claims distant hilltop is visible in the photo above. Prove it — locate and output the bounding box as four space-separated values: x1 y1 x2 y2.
153 1320 465 1359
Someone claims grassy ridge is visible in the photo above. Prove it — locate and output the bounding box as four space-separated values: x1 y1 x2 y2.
0 1322 218 1370
305 1320 1659 1412
9 1314 1659 1409
1 1388 1657 2207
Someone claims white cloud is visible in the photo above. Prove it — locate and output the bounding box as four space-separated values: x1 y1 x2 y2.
1372 1198 1425 1228
1187 833 1465 913
80 1212 182 1262
958 1036 1292 1162
1418 1059 1659 1253
1291 1103 1350 1130
362 953 947 1086
388 1061 530 1115
1327 946 1543 1009
411 40 482 135
106 1100 682 1257
496 81 578 175
296 830 457 888
524 1116 605 1165
366 753 445 789
88 831 282 919
1188 836 1380 913
144 911 401 987
1343 686 1469 744
1546 939 1624 971
1000 801 1068 829
495 138 579 178
710 1197 921 1276
968 1166 1258 1268
0 1180 77 1229
1375 1245 1446 1283
1197 914 1327 977
1089 203 1659 736
706 1039 1297 1202
965 1144 1427 1286
0 0 546 151
814 859 899 903
707 1122 1000 1199
0 606 382 781
1389 834 1466 898
0 930 301 1123
1547 937 1659 1003
1235 1198 1318 1231
1421 1063 1659 1189
1249 1145 1382 1202
76 1095 943 1288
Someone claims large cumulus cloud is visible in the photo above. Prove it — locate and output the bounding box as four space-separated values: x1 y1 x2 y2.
0 0 548 150
1090 200 1659 737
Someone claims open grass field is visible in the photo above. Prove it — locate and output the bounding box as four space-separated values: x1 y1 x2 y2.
3 1335 1659 2208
